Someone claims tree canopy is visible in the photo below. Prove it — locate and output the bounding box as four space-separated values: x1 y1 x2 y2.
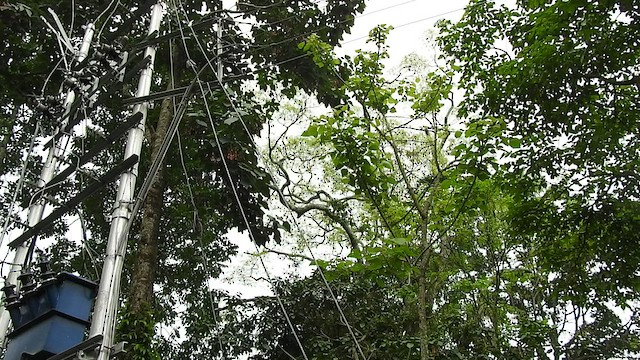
0 0 638 359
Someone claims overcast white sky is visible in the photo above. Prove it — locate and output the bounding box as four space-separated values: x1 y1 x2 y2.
0 0 472 300
338 0 469 65
215 0 471 299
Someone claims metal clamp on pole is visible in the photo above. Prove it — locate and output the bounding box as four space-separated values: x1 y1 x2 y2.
0 22 96 349
88 4 164 360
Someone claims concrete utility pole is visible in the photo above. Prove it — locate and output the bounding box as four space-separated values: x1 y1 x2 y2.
88 4 164 360
0 23 95 347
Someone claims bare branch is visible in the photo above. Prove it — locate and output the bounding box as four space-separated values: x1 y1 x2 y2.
264 247 314 262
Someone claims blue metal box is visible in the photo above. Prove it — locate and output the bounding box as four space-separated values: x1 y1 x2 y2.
4 272 97 360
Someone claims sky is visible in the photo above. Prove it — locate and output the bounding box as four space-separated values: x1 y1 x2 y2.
213 0 471 299
0 0 473 311
338 0 469 66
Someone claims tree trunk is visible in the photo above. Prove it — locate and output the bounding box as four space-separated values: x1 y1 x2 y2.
119 43 185 359
128 94 173 315
0 106 18 176
418 218 432 360
418 268 430 360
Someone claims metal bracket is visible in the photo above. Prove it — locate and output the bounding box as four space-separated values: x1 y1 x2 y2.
110 342 127 358
46 335 103 360
9 155 140 248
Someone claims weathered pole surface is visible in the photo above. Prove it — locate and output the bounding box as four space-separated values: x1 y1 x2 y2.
0 23 95 347
88 4 163 360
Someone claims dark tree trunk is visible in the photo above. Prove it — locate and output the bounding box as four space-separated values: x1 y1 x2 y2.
0 106 17 176
128 94 173 315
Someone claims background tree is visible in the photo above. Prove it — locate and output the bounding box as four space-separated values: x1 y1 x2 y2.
437 0 640 310
219 19 640 359
3 1 639 359
2 0 369 358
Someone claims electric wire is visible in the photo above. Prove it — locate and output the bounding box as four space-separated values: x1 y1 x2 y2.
102 12 218 340
27 124 77 208
342 6 466 46
234 0 336 32
196 75 311 360
47 8 75 53
69 0 76 35
91 6 172 336
77 208 100 281
179 1 456 355
3 8 95 276
0 120 42 250
41 58 64 96
172 2 467 357
97 0 121 40
1 0 469 352
171 3 310 358
176 130 227 358
172 5 469 90
76 127 100 280
217 0 426 56
94 0 119 25
303 243 365 352
180 0 417 61
101 3 231 354
169 12 226 356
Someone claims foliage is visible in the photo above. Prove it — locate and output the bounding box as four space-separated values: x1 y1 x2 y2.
2 1 639 359
117 303 160 360
438 0 640 297
234 16 640 359
1 0 369 358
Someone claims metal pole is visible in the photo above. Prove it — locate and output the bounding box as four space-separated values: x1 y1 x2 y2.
77 23 95 138
89 4 163 360
0 23 95 347
217 18 223 80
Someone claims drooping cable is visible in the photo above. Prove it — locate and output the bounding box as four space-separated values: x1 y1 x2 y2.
96 0 121 40
194 0 418 62
195 75 311 360
93 0 119 25
178 4 388 357
176 131 227 358
77 209 100 280
168 11 226 356
47 8 74 53
171 2 310 358
303 242 366 356
41 58 64 96
0 120 41 249
342 6 466 46
217 5 468 84
69 0 76 34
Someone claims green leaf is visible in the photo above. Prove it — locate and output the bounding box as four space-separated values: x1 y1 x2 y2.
302 125 319 137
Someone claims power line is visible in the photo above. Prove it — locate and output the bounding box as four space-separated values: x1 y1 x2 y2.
230 0 422 54
0 120 41 250
171 3 468 359
203 5 470 86
170 3 470 358
343 6 466 46
175 3 373 359
172 2 311 358
169 11 227 354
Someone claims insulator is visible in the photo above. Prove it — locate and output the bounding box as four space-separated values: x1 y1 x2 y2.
36 252 56 283
17 270 36 293
0 279 17 299
1 282 19 313
64 77 79 89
